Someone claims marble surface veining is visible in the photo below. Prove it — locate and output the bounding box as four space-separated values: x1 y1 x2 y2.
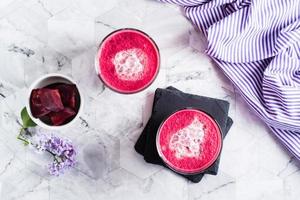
0 0 299 200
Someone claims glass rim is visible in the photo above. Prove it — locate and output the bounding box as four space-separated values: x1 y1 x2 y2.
155 107 223 175
95 28 161 94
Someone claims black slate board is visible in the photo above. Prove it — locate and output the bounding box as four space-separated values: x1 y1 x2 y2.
135 87 233 183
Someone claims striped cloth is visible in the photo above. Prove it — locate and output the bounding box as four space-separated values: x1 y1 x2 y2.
159 0 300 160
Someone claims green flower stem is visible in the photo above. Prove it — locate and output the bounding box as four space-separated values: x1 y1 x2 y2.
17 134 30 145
17 127 30 145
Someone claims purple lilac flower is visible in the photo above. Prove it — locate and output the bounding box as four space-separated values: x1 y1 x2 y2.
45 135 76 176
19 126 76 176
30 131 49 152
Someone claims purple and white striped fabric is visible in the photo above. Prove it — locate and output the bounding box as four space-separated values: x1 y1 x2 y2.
159 0 300 160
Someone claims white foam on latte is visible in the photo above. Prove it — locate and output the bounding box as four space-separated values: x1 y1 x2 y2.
169 118 205 159
113 48 146 81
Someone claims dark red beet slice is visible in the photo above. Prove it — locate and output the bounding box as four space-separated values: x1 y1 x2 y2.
39 88 64 112
31 89 41 105
53 84 77 109
30 89 51 118
49 107 76 125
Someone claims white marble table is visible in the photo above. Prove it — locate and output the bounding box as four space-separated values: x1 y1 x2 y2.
0 0 299 199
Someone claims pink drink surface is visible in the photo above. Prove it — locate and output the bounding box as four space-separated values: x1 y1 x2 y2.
157 109 222 174
98 29 159 93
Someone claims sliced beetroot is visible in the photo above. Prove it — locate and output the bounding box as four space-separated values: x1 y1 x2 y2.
39 88 64 112
30 83 80 126
53 84 77 109
30 89 51 118
31 89 42 105
31 104 51 118
49 107 76 126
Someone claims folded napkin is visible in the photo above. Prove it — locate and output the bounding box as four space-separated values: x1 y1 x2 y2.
158 0 300 161
135 87 233 183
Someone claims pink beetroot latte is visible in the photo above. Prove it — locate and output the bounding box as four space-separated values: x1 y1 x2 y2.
96 29 160 94
156 109 222 174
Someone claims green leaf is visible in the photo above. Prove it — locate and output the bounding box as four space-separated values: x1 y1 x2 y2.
21 107 36 128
